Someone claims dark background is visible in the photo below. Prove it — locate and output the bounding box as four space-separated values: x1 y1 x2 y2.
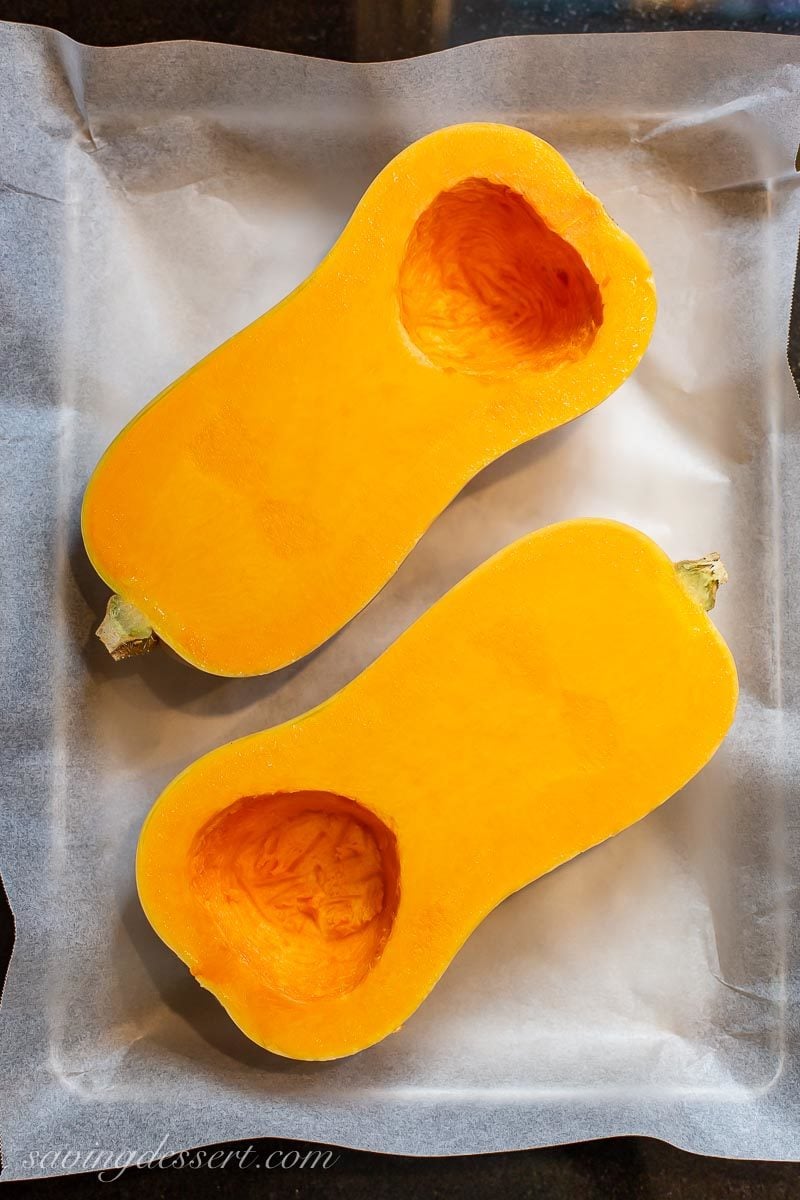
2 0 799 1195
1 0 800 56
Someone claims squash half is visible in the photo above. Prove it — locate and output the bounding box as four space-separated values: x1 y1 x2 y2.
136 520 737 1060
83 123 656 675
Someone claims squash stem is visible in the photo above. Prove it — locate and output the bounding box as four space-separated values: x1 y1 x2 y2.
96 594 159 661
674 553 728 612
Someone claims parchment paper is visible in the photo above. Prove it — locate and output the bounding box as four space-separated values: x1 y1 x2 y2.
1 22 799 1177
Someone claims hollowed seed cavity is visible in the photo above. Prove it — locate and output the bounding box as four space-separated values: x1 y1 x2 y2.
190 791 399 1002
398 177 603 375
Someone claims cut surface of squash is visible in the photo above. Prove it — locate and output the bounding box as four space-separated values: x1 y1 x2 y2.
83 123 656 676
136 519 737 1060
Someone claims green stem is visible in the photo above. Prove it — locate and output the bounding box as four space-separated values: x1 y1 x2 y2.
674 553 728 612
96 595 159 661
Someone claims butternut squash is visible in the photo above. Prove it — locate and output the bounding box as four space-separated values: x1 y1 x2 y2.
83 123 656 676
136 519 737 1060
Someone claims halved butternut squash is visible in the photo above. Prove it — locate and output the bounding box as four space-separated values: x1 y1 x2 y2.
83 123 656 676
136 519 737 1060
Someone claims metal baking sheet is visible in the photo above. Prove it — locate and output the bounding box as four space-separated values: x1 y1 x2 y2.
1 23 799 1177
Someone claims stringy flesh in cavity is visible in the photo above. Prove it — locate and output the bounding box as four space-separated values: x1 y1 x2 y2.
190 792 399 1002
399 177 603 374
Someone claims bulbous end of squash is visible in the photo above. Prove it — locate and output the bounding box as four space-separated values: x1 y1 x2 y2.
674 553 728 612
96 594 159 661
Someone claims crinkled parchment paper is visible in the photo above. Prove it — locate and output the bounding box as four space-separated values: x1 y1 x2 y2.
1 22 799 1177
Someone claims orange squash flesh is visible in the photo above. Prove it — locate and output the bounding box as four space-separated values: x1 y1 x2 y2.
136 519 738 1061
82 123 656 677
